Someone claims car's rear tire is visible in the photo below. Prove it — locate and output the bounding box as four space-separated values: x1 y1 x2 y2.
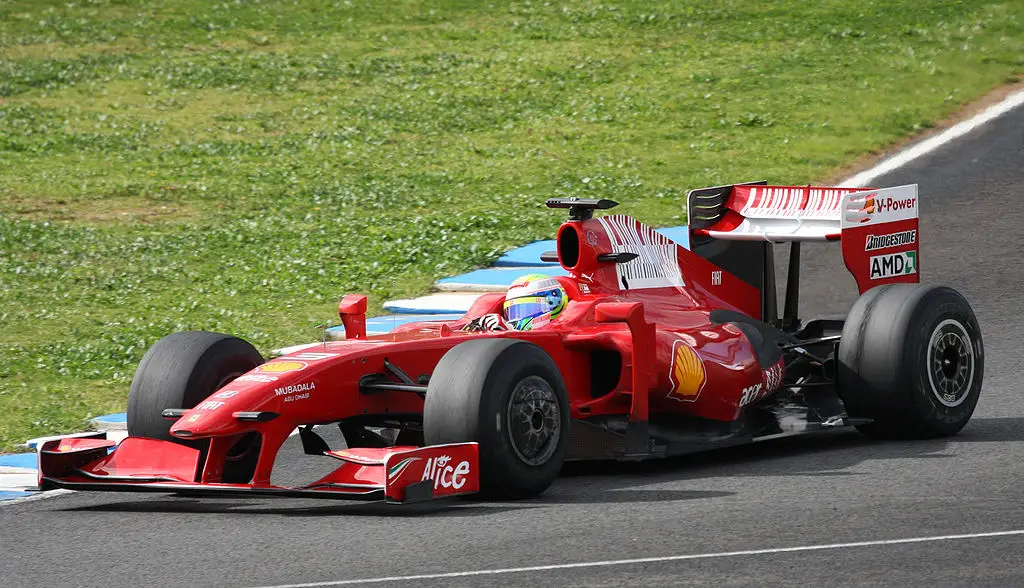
423 339 569 499
837 284 983 439
127 331 263 442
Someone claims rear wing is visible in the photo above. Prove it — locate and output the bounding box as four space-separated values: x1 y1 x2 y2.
687 182 920 327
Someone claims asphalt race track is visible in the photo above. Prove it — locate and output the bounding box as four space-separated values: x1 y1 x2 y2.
2 103 1023 588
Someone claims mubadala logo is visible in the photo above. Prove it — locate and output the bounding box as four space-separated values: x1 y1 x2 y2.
274 382 315 396
421 454 471 490
870 251 918 280
865 229 917 251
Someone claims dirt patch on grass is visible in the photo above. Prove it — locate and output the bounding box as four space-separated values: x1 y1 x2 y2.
5 194 197 224
0 39 146 61
825 76 1024 185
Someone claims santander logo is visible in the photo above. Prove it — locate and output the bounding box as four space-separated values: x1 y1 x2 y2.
859 195 875 215
421 454 471 490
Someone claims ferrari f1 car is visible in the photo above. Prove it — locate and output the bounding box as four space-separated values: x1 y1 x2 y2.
39 181 984 503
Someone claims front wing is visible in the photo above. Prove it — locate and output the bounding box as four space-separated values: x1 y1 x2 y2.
38 435 479 504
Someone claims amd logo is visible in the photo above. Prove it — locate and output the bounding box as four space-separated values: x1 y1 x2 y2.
869 251 918 279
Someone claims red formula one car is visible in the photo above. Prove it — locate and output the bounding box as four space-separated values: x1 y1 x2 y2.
39 182 984 503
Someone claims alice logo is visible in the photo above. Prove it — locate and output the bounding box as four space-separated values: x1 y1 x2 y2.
421 454 471 490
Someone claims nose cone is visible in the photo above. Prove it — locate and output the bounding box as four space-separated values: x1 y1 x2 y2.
167 364 315 439
169 397 248 439
168 346 352 439
169 382 270 439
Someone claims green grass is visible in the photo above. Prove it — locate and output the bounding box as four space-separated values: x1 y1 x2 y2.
1 0 1021 451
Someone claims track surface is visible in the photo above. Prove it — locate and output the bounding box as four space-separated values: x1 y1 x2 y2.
2 104 1022 588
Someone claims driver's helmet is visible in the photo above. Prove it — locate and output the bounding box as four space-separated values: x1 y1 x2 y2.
502 274 569 331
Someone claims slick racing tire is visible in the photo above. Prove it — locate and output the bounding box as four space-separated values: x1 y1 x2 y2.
127 331 263 443
837 284 983 439
424 339 569 499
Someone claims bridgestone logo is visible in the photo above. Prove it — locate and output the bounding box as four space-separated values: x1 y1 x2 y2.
869 251 918 280
865 230 917 251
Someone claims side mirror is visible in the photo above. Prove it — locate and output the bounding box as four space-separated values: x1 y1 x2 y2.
338 294 368 339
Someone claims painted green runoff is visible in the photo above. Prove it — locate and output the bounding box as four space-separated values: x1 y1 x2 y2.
1 0 1021 450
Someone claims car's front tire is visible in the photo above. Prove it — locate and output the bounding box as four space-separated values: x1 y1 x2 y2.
127 331 263 442
423 338 569 499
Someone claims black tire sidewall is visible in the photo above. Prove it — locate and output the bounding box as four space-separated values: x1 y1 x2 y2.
839 284 920 426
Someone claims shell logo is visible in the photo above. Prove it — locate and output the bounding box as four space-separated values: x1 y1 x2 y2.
668 340 706 402
861 195 876 214
256 361 307 374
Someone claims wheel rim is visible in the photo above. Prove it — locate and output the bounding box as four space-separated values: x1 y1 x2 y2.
506 375 561 466
226 431 260 462
214 371 244 392
927 318 975 408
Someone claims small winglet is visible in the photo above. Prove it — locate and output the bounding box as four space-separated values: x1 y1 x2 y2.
546 197 619 221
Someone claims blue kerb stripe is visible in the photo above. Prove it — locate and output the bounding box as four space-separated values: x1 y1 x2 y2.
93 413 127 423
655 226 690 248
383 294 480 314
0 491 32 501
328 314 464 335
437 266 568 288
382 303 470 315
493 226 689 267
0 453 36 469
495 240 557 267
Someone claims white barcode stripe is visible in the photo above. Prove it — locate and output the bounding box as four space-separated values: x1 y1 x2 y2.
597 215 683 289
807 189 820 217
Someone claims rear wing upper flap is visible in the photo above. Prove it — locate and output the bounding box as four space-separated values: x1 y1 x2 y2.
687 182 920 296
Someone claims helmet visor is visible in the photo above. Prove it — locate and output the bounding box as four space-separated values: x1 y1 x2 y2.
503 296 550 322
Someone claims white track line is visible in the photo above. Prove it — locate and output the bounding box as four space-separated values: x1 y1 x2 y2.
840 88 1024 187
249 529 1024 588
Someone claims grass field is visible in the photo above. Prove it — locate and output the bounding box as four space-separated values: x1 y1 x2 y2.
1 1 1021 451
